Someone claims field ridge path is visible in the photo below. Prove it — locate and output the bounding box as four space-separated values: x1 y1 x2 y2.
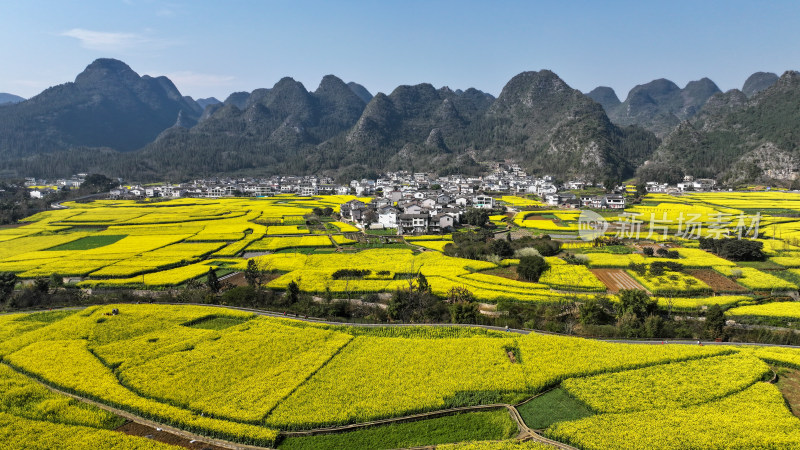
1 362 270 450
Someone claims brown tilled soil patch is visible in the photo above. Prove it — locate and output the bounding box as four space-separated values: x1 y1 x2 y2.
777 367 800 419
223 272 248 287
481 266 521 281
688 269 749 293
591 269 647 293
115 421 227 450
0 223 28 229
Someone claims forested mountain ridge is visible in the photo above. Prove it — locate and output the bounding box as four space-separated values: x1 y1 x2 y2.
590 78 721 138
638 71 800 185
0 60 661 182
587 73 781 139
0 93 25 105
4 59 794 185
0 59 201 159
125 69 658 181
742 72 779 98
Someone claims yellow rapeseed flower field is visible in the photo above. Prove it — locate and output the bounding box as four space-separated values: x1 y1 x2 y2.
547 383 800 449
1 304 795 447
561 353 768 413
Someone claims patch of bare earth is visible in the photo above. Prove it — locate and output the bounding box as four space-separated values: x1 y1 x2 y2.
591 269 647 293
115 421 227 450
481 266 522 281
688 269 749 293
0 223 28 229
776 367 800 419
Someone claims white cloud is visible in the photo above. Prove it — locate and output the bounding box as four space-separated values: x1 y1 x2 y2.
161 71 235 88
60 28 180 51
61 28 150 51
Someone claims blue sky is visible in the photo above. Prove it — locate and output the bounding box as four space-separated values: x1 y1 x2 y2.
2 1 799 101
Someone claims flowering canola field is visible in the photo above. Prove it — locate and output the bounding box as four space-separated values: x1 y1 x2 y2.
2 304 800 448
5 191 800 312
0 196 369 287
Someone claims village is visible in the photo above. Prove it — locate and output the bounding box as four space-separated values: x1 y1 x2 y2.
22 163 721 235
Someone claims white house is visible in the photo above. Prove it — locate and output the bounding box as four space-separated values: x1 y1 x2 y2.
420 198 437 209
404 204 423 215
378 207 399 229
604 195 626 209
398 213 429 234
538 184 558 195
300 184 317 196
472 194 494 209
545 193 560 206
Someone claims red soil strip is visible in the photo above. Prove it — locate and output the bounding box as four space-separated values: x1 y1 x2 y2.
688 269 749 293
591 269 648 293
115 421 228 450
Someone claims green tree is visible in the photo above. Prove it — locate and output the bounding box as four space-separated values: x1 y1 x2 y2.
49 273 64 289
80 174 115 192
287 280 300 305
618 289 657 322
33 278 49 294
617 311 641 338
518 255 549 282
643 314 663 338
446 286 475 304
463 208 490 227
489 239 514 258
0 272 17 304
720 240 764 261
416 273 429 293
244 259 261 288
387 289 412 321
450 302 479 323
207 268 220 293
705 304 726 340
579 295 614 325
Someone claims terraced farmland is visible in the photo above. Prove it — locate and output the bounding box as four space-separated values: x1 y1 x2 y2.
1 304 800 448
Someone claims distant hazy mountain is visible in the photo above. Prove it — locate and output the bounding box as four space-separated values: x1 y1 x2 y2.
223 92 250 109
24 59 800 185
123 74 371 179
742 72 779 98
0 93 24 104
593 78 721 138
585 86 621 111
0 61 664 182
347 82 373 104
641 71 800 185
0 58 201 158
195 97 221 109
